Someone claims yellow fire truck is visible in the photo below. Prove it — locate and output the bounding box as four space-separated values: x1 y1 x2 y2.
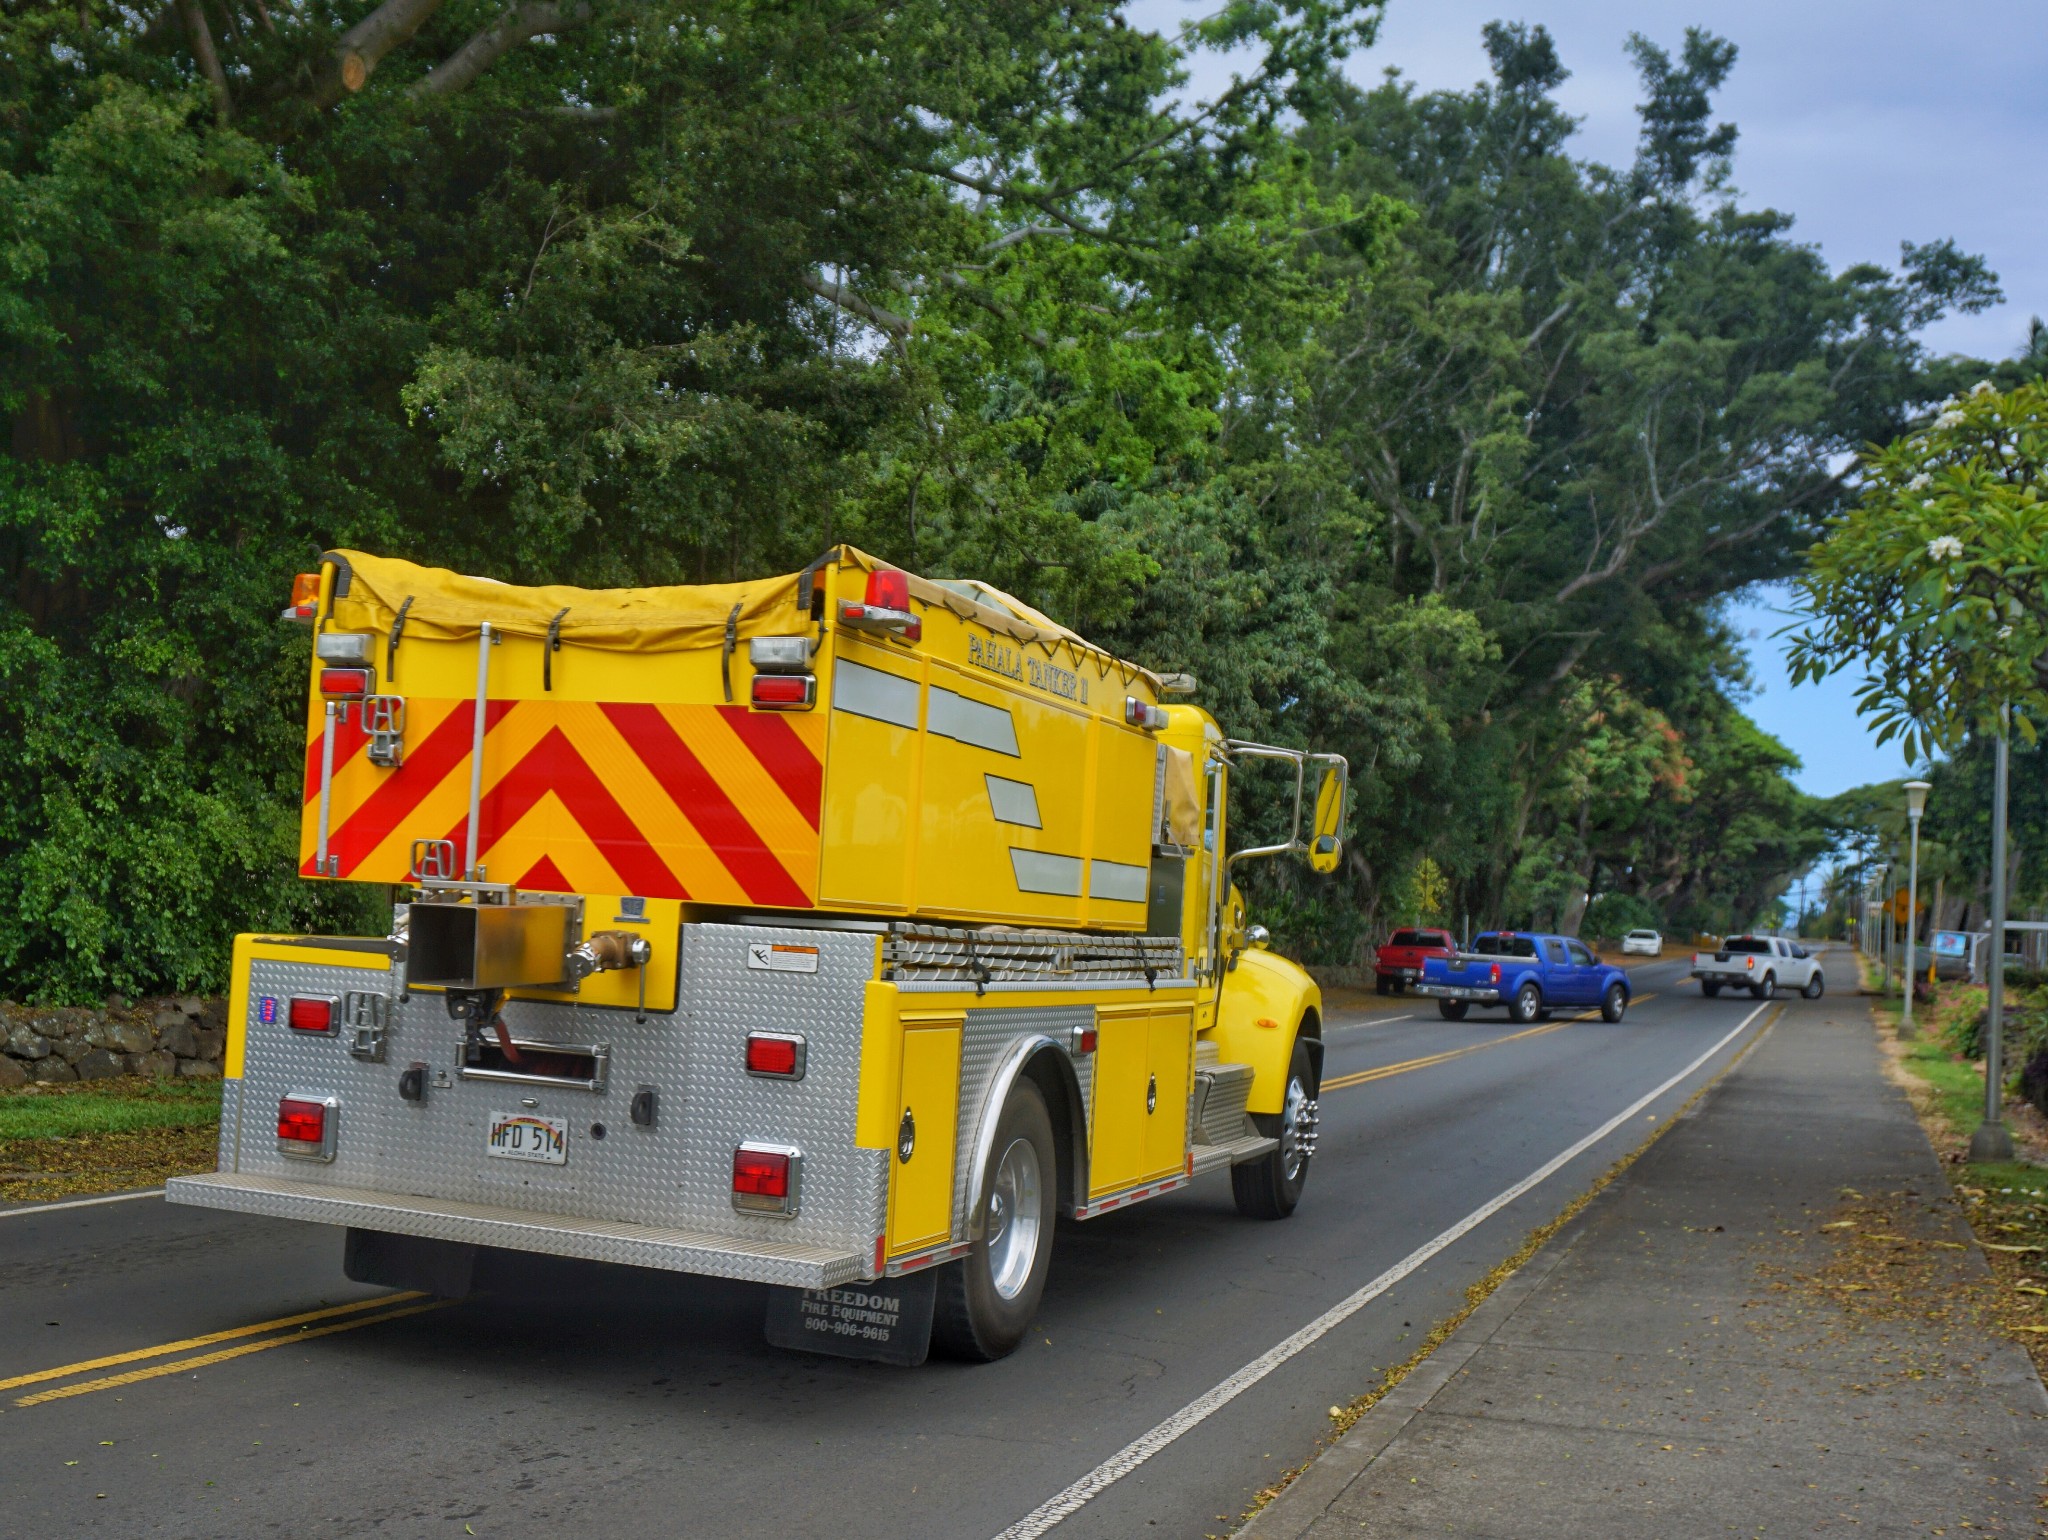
167 547 1346 1363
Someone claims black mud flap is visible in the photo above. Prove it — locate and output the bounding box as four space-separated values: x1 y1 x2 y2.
763 1270 938 1366
343 1228 478 1298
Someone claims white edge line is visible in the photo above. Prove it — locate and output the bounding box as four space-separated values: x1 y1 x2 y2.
989 1000 1772 1540
0 1188 165 1220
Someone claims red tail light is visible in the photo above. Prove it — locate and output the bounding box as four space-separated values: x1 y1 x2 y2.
276 1094 337 1161
1489 964 1502 985
287 995 337 1034
866 568 910 611
319 668 372 697
1745 956 1755 970
749 674 816 710
731 1143 800 1214
745 1032 806 1079
283 572 321 622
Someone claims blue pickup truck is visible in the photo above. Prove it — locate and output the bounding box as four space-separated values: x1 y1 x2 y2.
1415 932 1631 1024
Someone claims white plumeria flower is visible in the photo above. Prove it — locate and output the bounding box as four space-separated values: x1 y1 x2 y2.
1908 473 1933 491
1935 409 1965 429
2000 625 2015 640
1926 535 1965 561
1972 379 1995 396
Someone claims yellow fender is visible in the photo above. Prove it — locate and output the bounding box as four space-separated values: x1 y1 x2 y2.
1208 948 1324 1114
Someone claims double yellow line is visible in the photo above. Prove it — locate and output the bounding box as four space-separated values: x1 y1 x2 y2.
1322 994 1658 1094
2 1291 452 1407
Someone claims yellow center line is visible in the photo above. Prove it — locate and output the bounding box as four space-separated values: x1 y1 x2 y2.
0 1291 426 1393
1322 992 1660 1093
15 1299 453 1407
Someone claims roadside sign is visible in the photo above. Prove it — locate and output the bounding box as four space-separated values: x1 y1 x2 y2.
1888 888 1921 923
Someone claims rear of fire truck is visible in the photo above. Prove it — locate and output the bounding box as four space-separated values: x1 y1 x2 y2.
167 547 1346 1362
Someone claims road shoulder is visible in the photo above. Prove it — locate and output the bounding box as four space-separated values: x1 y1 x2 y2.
1240 983 2048 1539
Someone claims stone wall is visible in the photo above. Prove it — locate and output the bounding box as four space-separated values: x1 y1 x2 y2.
0 997 227 1089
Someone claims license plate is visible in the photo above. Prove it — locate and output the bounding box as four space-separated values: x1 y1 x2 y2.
487 1111 567 1165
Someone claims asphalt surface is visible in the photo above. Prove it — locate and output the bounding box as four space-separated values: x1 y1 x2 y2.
0 954 1783 1539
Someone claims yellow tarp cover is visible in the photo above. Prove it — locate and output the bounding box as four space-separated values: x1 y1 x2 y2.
324 549 806 654
322 545 1153 679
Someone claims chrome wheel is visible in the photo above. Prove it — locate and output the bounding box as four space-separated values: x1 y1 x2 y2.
1279 1075 1319 1182
986 1135 1043 1301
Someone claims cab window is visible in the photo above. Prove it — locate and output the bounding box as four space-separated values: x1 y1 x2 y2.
1566 940 1595 966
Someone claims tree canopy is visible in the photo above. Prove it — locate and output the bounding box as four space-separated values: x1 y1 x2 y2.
0 3 2005 997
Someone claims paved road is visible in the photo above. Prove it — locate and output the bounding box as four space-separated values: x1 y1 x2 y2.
0 954 1792 1538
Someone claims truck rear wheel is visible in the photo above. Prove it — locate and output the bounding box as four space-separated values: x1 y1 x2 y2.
1510 982 1543 1024
932 1079 1057 1362
1437 999 1469 1021
1233 1037 1317 1220
1751 971 1774 1000
1702 981 1721 998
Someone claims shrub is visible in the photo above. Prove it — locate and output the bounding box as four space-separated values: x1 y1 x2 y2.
1583 893 1661 943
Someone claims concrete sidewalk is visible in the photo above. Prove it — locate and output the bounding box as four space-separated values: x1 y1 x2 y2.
1244 991 2048 1538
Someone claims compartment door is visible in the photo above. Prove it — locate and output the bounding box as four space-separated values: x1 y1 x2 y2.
1089 1006 1152 1198
1145 1005 1195 1181
887 1016 963 1258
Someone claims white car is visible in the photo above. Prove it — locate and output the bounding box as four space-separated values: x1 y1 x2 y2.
1620 929 1663 956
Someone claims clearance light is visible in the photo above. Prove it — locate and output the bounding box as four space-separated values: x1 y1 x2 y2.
287 995 338 1034
731 1143 801 1215
748 636 812 673
749 674 816 711
1125 697 1167 731
319 667 373 697
838 568 921 642
276 1093 338 1161
1070 1026 1098 1056
282 572 321 622
745 1032 807 1079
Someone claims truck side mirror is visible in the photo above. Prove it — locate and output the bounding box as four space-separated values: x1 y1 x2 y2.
1309 767 1343 874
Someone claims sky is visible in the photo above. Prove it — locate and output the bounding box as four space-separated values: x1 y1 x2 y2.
1135 0 2046 798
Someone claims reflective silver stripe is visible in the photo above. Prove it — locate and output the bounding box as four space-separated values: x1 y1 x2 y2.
1010 849 1084 897
1088 858 1148 903
833 658 921 729
985 774 1042 828
930 685 1019 756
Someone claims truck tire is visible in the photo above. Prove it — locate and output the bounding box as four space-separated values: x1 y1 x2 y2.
1510 982 1543 1024
1600 983 1627 1023
1751 971 1774 1001
1375 974 1391 995
1233 1036 1317 1221
1437 999 1469 1021
1803 972 1825 999
1701 981 1721 998
932 1079 1057 1362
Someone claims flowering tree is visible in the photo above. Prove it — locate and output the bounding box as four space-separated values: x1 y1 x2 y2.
1790 380 2048 759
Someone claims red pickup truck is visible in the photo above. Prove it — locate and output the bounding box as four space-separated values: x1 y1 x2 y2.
1375 927 1458 994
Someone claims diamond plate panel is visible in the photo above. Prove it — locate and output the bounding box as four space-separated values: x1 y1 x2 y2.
216 1076 241 1171
202 935 889 1274
164 1174 866 1288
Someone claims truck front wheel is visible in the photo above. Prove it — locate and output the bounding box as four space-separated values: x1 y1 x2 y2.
932 1080 1057 1362
1234 1036 1317 1220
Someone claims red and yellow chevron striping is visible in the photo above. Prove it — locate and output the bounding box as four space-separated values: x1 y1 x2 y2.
300 700 825 907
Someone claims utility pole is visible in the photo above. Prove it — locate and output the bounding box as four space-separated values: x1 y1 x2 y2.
1901 781 1931 1040
1970 717 2015 1163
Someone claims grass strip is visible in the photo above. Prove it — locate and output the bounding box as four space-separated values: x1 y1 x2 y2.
0 1076 223 1203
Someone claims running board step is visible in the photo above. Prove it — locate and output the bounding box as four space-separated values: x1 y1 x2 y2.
1188 1133 1278 1177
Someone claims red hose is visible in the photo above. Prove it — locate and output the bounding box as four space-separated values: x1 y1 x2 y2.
491 1014 524 1065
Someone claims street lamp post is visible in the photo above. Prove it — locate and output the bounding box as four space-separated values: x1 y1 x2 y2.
1970 716 2015 1164
1901 781 1932 1040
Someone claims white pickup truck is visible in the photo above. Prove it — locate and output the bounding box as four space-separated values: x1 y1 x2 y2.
1690 935 1823 999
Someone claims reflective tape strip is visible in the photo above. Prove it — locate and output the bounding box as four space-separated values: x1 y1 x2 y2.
929 685 1019 756
985 774 1042 829
1011 849 1084 897
1087 858 1148 903
833 659 921 729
